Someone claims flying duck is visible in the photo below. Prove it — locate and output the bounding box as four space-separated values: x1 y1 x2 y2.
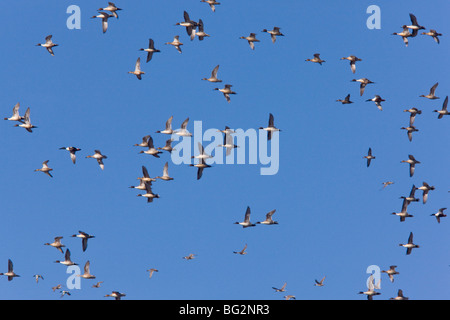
407 14 425 37
98 2 122 19
421 29 442 44
14 107 37 132
234 206 256 228
105 291 126 300
71 231 95 252
200 0 220 12
35 160 53 178
202 65 222 82
44 236 65 253
261 27 284 43
36 35 58 56
139 39 160 63
54 249 78 266
363 148 375 167
175 11 198 40
381 266 399 283
137 182 160 203
351 78 374 96
218 132 239 156
400 125 419 142
358 274 381 300
431 208 447 224
4 103 24 122
174 117 192 137
214 84 237 103
138 135 162 158
165 35 183 53
366 95 385 111
195 19 210 40
239 33 260 50
400 184 420 205
158 139 175 153
314 277 326 287
233 244 248 255
256 209 278 225
272 282 287 292
0 259 20 281
336 94 354 104
433 96 449 119
390 289 409 300
420 82 439 99
391 198 414 222
155 162 174 181
128 57 145 80
417 182 435 204
156 116 174 135
392 25 412 47
91 11 113 33
189 157 211 180
341 55 362 74
401 155 420 177
77 261 96 279
399 232 419 255
86 150 107 170
59 147 81 164
306 53 325 65
259 113 281 141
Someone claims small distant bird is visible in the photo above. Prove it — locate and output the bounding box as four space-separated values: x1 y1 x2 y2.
403 107 422 126
259 113 281 141
60 291 71 298
0 259 20 281
134 135 151 148
201 0 220 12
158 139 175 153
52 284 62 292
202 65 222 83
358 274 381 300
35 160 53 178
174 117 193 137
36 35 58 56
314 276 326 287
137 182 160 203
195 19 210 40
381 266 399 283
421 29 442 44
105 291 126 300
156 116 174 135
71 231 95 252
137 165 156 183
417 182 435 204
98 2 122 19
392 25 412 47
86 150 107 170
407 14 425 37
391 198 414 222
54 249 78 266
147 268 159 279
218 132 239 156
239 33 260 50
128 57 145 80
165 36 183 53
399 232 419 255
92 281 104 288
183 254 196 260
366 95 385 111
420 82 439 99
14 107 37 133
400 125 419 142
234 206 256 228
189 157 211 180
272 282 287 293
4 103 24 122
390 289 409 300
59 147 81 164
336 94 353 104
306 53 325 65
433 96 449 119
175 11 198 41
284 295 296 300
401 155 420 177
214 84 237 103
77 261 96 279
341 55 362 74
431 208 447 224
382 181 394 189
261 27 284 43
351 78 374 96
192 142 213 160
139 39 160 63
155 162 174 181
33 274 44 283
400 184 420 205
91 11 113 33
44 236 65 253
256 209 278 225
363 148 375 167
233 244 248 255
138 135 162 158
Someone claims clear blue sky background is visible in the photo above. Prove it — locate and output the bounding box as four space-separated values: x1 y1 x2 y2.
0 0 448 300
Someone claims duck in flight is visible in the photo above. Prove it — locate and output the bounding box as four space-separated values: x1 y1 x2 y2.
175 11 198 41
391 198 414 222
165 35 183 53
421 29 442 44
351 78 374 96
155 162 174 181
139 39 160 63
259 113 281 141
417 182 435 204
341 55 362 74
431 208 447 224
36 35 58 56
14 107 37 133
381 266 399 283
98 2 122 19
366 95 385 111
256 209 278 225
407 14 425 37
200 0 220 12
59 147 81 164
336 94 353 104
35 160 53 178
156 116 174 135
401 154 420 177
202 65 222 83
4 103 24 122
233 244 248 255
138 135 162 158
128 57 145 80
399 232 419 255
306 53 325 65
433 96 449 119
363 148 375 167
218 132 239 156
214 84 237 103
91 11 113 33
240 33 260 50
234 206 256 228
392 25 412 47
262 27 284 43
44 236 65 253
137 182 160 203
0 259 20 281
400 184 420 205
71 231 95 252
420 82 439 99
86 150 107 170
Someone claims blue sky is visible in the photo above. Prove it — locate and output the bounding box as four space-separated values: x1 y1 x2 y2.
0 0 449 300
